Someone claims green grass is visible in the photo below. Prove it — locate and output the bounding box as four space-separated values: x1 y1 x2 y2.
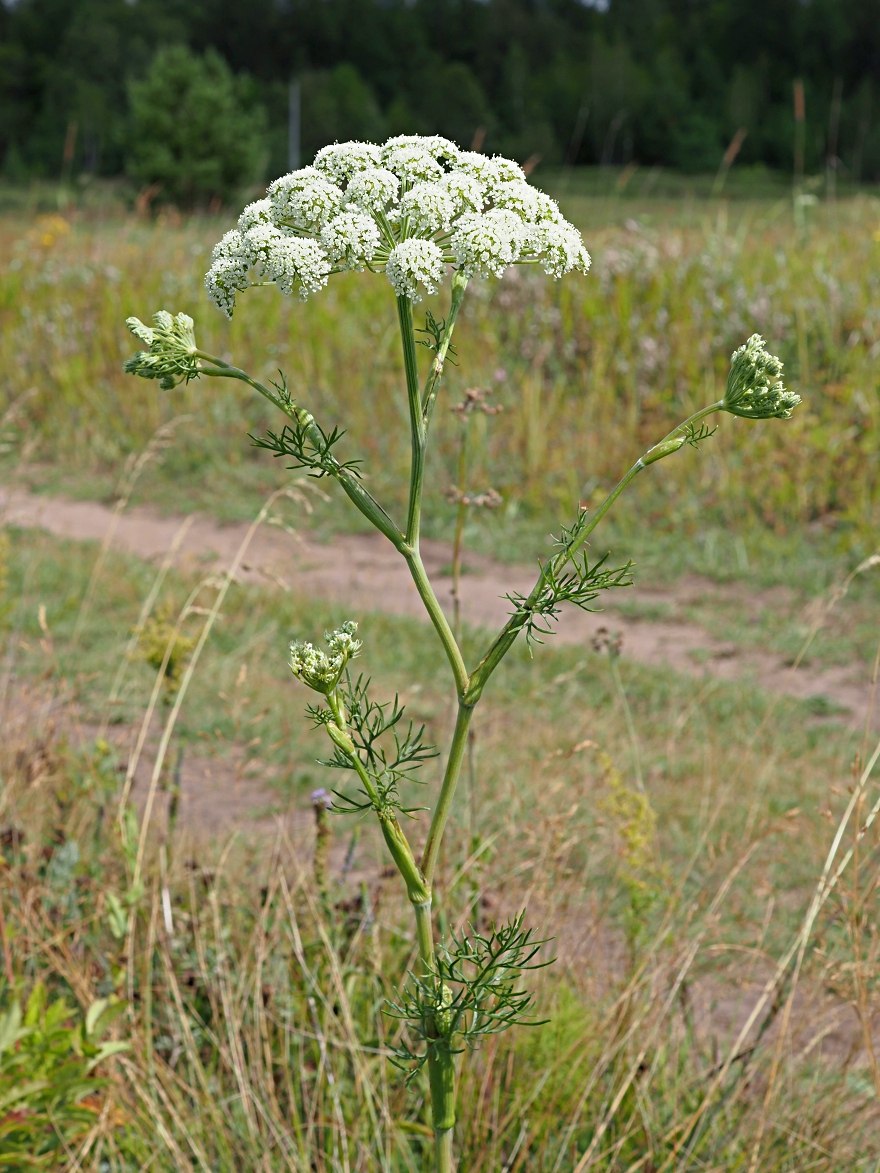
1 521 878 1168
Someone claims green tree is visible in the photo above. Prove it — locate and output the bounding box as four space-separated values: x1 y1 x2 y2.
127 44 266 206
301 64 386 161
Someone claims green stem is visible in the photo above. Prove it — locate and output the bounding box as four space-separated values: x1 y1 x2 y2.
397 297 426 548
434 1126 454 1173
414 898 456 1171
393 299 469 695
413 898 435 970
195 351 406 552
406 550 469 697
451 424 469 644
422 701 474 886
422 271 468 427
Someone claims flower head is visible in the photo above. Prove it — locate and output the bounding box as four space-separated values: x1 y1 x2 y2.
238 199 272 233
314 141 381 183
399 182 454 236
386 238 446 301
526 221 591 278
268 168 343 230
123 311 199 389
723 335 801 420
320 211 380 270
204 134 590 314
452 210 526 277
345 167 400 213
289 621 361 694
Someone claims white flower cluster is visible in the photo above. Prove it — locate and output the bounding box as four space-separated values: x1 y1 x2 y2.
205 135 590 315
289 621 361 694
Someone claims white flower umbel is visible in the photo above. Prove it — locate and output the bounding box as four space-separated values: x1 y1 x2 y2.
386 238 446 301
452 210 527 277
238 199 273 233
345 167 400 213
268 168 343 230
320 211 380 270
204 135 591 314
399 182 454 235
314 141 381 183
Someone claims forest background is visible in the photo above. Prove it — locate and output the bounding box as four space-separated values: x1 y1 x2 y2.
2 0 880 192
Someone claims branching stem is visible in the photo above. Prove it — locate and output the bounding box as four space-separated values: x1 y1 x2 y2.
194 350 406 552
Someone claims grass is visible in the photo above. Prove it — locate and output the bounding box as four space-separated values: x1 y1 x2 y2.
1 511 879 1169
1 186 880 1168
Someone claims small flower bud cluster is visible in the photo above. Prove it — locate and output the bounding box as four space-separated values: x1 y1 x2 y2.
289 621 361 694
204 135 590 314
723 335 801 420
123 311 200 389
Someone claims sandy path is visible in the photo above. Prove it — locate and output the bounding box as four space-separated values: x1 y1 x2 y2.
1 484 873 728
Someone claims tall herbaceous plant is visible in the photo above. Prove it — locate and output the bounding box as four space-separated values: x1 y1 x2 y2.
124 135 800 1172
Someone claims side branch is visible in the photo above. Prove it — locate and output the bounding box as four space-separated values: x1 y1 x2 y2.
465 402 725 704
195 351 407 552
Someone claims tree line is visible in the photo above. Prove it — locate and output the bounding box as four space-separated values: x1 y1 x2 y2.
1 0 878 197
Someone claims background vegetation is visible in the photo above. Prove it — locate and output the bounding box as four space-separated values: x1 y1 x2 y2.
2 0 880 194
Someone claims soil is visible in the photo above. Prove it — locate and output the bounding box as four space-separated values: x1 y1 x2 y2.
2 484 874 728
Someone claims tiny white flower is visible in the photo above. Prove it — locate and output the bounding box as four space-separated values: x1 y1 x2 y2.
266 236 332 299
382 144 444 185
268 168 344 230
345 166 400 214
382 134 459 165
439 171 485 216
399 182 454 236
205 257 250 318
320 211 380 270
238 199 273 233
493 181 561 224
313 141 382 183
526 221 591 278
452 210 526 278
385 238 446 301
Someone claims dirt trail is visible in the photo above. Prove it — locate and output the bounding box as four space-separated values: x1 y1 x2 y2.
1 484 874 728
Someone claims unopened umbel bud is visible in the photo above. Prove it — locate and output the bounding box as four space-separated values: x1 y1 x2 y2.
123 311 200 390
723 334 801 420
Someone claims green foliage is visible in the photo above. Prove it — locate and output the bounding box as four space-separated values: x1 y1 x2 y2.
0 983 127 1169
388 914 551 1081
300 65 386 161
126 45 266 205
3 0 880 180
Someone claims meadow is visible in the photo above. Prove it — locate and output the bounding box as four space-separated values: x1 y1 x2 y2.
1 179 880 1169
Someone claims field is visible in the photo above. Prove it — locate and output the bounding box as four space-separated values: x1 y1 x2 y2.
1 178 880 1170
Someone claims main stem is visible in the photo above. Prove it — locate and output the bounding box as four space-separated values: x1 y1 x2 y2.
451 423 469 643
397 294 469 1171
